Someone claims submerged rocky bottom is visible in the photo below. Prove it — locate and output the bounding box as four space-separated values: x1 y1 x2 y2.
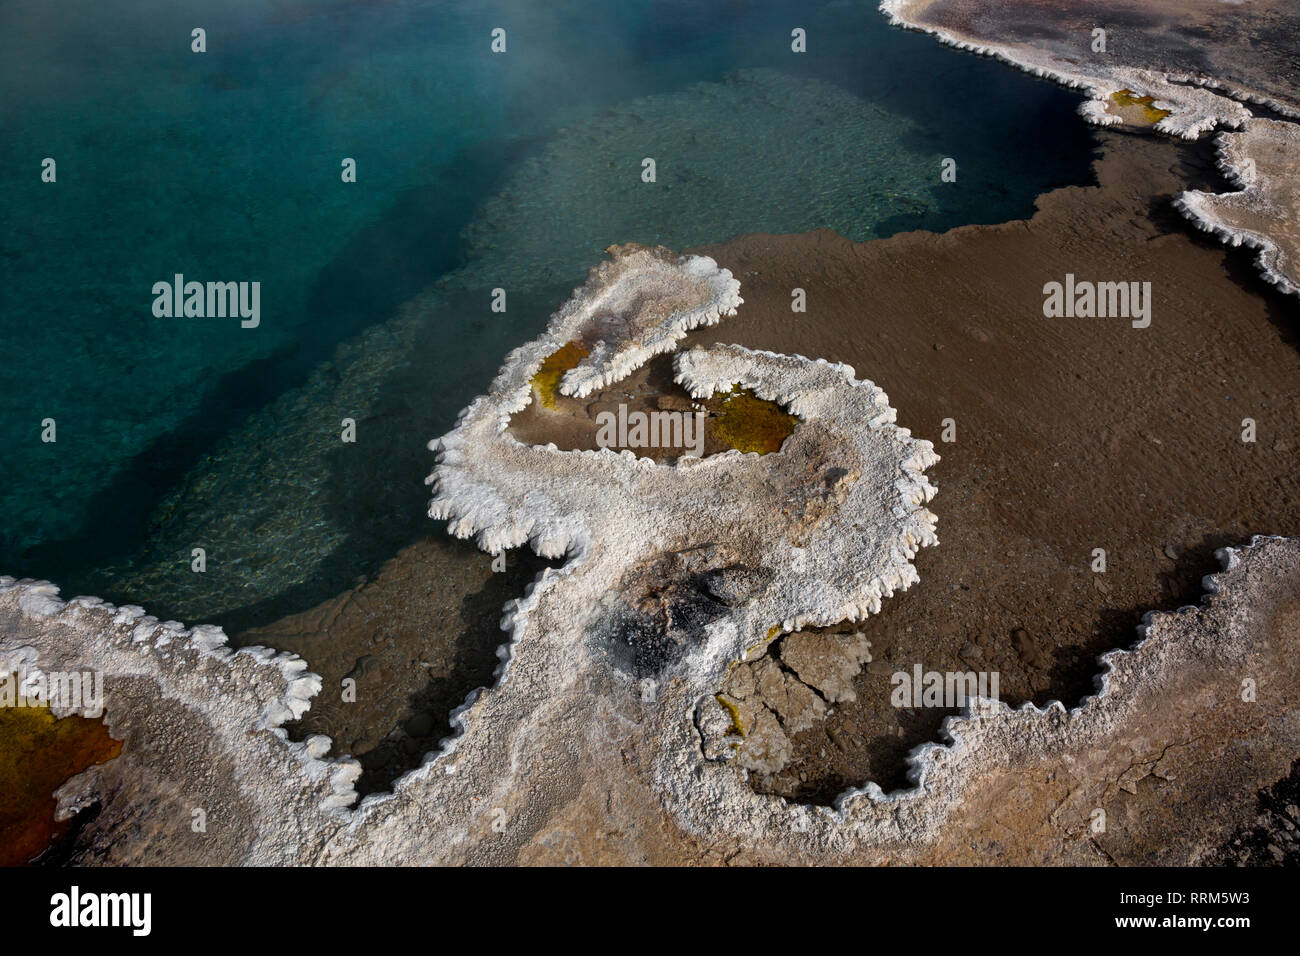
2 127 1298 864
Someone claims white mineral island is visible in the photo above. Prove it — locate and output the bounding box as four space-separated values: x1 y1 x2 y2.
2 246 1297 865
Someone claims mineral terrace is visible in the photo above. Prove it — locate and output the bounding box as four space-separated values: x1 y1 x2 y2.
2 244 1298 864
879 0 1300 295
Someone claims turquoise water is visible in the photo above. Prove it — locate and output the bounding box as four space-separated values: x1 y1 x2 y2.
0 0 1094 627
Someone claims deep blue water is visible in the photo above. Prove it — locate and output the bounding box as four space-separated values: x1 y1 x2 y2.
0 0 1095 627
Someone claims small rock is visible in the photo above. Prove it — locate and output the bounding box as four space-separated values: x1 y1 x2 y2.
345 654 380 681
1012 627 1042 667
656 393 694 412
865 658 893 677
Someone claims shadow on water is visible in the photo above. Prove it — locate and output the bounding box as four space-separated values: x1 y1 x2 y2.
347 547 561 797
793 22 1099 236
12 134 543 601
9 1 1108 628
208 279 573 635
874 92 1100 237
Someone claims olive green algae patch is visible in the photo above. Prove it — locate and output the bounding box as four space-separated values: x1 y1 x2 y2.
710 385 800 455
532 341 592 410
1110 89 1172 124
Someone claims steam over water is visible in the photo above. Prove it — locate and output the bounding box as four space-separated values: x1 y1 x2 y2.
0 0 1093 626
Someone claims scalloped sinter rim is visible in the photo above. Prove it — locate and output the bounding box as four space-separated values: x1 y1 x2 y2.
430 339 940 621
0 581 361 864
4 232 1295 861
526 243 741 404
656 534 1300 863
1175 119 1300 295
0 244 939 863
2 534 1298 862
877 0 1300 295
